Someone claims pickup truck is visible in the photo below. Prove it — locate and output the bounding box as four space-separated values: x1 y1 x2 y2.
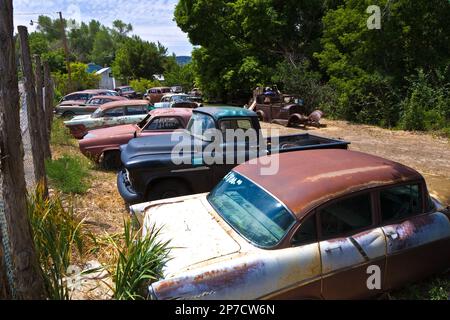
118 107 349 204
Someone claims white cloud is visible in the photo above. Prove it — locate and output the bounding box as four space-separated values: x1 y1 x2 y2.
12 0 193 56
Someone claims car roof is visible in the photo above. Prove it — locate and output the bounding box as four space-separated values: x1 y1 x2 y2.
150 87 171 90
234 149 423 219
88 95 122 100
194 107 256 120
161 93 188 98
149 107 193 119
99 99 150 111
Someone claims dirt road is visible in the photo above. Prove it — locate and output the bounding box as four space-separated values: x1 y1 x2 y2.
262 120 450 205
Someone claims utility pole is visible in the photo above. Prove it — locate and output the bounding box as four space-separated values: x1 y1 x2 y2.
57 11 72 92
0 0 45 299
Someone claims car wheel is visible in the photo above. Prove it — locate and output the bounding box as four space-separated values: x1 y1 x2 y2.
146 179 190 201
62 111 75 118
102 151 122 171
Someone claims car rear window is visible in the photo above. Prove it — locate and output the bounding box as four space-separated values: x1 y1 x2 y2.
208 172 296 248
145 117 183 130
319 193 373 238
380 184 421 223
126 105 146 115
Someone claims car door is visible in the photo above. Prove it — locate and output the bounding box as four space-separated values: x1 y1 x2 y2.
318 192 387 299
125 105 147 124
267 215 322 299
379 183 450 291
101 107 126 127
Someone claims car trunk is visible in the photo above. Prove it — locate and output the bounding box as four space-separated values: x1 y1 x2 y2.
141 195 242 277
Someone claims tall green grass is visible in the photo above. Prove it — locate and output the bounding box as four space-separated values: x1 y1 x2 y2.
46 154 92 194
51 118 76 147
28 183 95 300
107 221 171 300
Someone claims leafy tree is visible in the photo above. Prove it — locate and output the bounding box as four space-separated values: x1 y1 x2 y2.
315 0 450 126
53 62 100 96
112 36 166 80
90 28 115 66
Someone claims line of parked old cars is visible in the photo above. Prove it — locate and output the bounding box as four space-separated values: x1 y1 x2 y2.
56 87 450 300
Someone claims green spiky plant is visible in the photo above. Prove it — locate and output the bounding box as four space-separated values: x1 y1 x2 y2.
28 183 95 300
107 221 171 300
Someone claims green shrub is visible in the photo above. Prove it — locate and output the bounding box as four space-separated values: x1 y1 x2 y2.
53 62 100 96
400 69 449 132
28 183 94 300
107 221 171 300
51 118 76 147
46 155 91 194
129 78 162 94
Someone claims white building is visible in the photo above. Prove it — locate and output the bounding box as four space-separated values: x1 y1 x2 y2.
95 67 116 90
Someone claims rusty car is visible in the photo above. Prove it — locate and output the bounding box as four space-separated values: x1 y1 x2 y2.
55 94 127 118
118 107 349 204
64 100 153 139
130 149 450 300
144 87 172 104
153 93 201 109
79 108 193 169
251 93 323 128
114 86 138 99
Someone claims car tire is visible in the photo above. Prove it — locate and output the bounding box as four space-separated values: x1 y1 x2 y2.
146 179 190 201
102 151 122 171
62 111 75 118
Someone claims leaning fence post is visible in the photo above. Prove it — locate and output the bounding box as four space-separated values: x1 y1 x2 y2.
0 0 46 299
17 26 48 195
43 60 54 149
34 55 51 160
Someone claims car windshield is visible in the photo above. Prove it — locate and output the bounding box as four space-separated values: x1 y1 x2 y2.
186 112 216 141
172 95 188 102
208 172 296 248
91 108 103 118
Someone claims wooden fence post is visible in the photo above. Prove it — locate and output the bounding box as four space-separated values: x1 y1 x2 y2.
34 55 51 160
43 61 54 150
0 0 45 299
17 26 48 195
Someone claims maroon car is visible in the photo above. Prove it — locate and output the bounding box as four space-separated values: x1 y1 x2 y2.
79 108 193 169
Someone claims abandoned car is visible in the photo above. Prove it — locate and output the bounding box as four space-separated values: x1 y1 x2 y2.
130 149 450 300
115 86 138 99
64 100 152 139
153 93 201 109
79 108 193 169
144 87 172 104
118 107 348 204
252 93 323 128
55 94 127 118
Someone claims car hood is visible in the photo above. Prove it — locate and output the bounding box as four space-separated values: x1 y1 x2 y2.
66 114 92 123
84 124 137 139
120 130 193 166
135 194 242 278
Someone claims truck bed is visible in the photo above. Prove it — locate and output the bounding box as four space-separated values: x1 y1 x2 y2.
267 133 349 154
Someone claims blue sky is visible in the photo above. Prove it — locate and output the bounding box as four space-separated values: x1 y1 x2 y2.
12 0 194 56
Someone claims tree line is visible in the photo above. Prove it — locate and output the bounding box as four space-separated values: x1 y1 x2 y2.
175 0 450 135
23 16 195 99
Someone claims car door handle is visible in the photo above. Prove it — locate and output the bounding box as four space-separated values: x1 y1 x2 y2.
386 231 399 240
325 245 342 253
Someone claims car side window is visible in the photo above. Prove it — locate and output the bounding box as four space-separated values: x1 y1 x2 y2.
145 117 182 130
126 106 146 115
66 94 78 101
291 215 317 246
104 107 124 117
219 119 253 134
319 193 373 238
380 184 422 223
79 94 89 101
